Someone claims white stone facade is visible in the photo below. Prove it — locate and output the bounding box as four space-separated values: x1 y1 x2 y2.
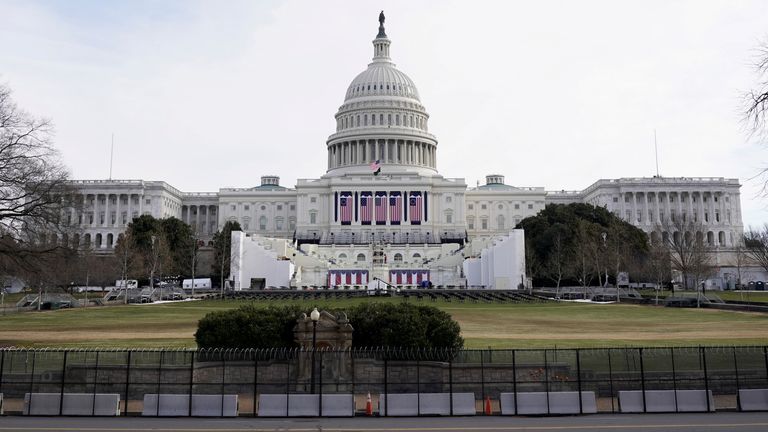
61 14 744 291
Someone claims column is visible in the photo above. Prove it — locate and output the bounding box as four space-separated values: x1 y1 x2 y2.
384 138 389 163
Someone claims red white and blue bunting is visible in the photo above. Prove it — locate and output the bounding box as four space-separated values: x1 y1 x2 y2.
389 269 430 285
328 270 369 287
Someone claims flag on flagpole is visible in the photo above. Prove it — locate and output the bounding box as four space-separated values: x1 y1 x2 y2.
409 193 422 224
370 159 381 175
375 193 387 225
389 193 401 225
340 193 352 225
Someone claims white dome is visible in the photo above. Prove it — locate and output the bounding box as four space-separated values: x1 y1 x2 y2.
345 64 421 102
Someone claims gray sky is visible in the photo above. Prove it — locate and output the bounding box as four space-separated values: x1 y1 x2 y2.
3 0 768 227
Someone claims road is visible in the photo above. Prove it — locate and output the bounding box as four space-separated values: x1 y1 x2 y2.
1 412 768 432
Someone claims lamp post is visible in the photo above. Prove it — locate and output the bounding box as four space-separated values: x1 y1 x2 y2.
310 307 320 394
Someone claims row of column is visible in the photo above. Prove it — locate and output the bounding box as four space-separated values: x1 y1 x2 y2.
73 193 144 228
328 139 436 169
182 205 218 235
620 190 731 227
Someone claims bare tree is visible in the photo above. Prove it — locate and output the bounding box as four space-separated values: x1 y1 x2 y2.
0 84 76 274
657 218 715 292
146 233 170 297
114 231 140 304
745 40 768 136
573 220 597 297
743 224 768 275
646 237 672 304
545 231 569 296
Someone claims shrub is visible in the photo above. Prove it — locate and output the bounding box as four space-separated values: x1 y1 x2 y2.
195 304 303 349
194 302 463 350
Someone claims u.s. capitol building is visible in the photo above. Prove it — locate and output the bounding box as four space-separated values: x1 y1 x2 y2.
65 15 744 289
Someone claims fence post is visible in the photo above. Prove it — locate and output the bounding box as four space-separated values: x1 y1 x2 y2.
512 349 518 415
701 346 711 412
671 348 678 412
123 351 131 416
319 351 323 416
92 351 100 416
252 353 258 417
188 351 195 416
732 347 740 410
28 350 37 415
544 349 550 415
383 357 388 417
607 349 615 413
155 351 163 417
480 350 485 413
416 358 420 414
576 349 583 415
0 350 4 399
763 346 768 387
59 351 68 415
639 348 646 413
285 351 290 417
220 355 226 417
449 353 454 416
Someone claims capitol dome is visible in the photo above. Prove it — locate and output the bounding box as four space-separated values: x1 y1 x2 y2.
325 13 438 177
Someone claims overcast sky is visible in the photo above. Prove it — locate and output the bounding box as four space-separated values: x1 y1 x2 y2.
3 0 768 227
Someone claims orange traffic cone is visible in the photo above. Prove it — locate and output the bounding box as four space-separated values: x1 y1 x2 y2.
366 392 373 416
484 396 492 415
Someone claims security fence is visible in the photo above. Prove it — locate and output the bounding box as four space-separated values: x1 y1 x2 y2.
0 346 767 416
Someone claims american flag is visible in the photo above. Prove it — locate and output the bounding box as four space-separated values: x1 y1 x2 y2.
409 193 422 224
389 193 401 224
360 193 372 224
340 194 352 224
375 193 387 224
370 159 381 175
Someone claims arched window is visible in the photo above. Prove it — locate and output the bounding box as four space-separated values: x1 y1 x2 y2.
394 253 403 262
413 253 421 259
356 253 366 262
107 233 114 248
338 253 347 261
707 231 714 246
95 233 102 248
718 231 726 246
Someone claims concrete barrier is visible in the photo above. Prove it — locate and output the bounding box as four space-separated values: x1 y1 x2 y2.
257 394 354 417
0 393 3 415
619 390 714 413
142 394 238 416
417 393 476 415
378 393 419 416
500 392 597 415
24 393 120 416
739 389 768 411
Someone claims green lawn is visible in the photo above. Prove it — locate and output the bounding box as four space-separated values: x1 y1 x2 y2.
1 298 766 349
637 289 768 303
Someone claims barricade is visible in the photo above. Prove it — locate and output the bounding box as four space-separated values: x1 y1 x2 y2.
618 390 714 413
142 394 238 416
24 393 120 416
738 389 768 411
379 393 475 416
257 394 354 417
499 392 596 415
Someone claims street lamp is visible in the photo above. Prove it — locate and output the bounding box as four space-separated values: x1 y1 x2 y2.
310 307 320 394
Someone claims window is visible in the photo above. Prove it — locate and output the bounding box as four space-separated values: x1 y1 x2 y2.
231 204 236 211
624 196 629 203
514 203 520 210
310 212 317 224
648 210 654 223
243 222 249 230
703 197 708 203
498 204 503 210
338 253 347 261
481 219 488 230
276 219 283 230
356 253 366 262
625 210 631 221
481 204 487 210
670 196 674 203
497 215 505 230
277 204 283 211
394 253 403 262
613 197 618 203
289 218 296 230
260 205 266 211
528 204 533 210
145 199 151 205
290 204 295 211
446 196 452 203
99 212 105 224
715 212 720 223
244 205 250 211
468 220 474 229
682 211 687 222
446 214 453 223
310 197 317 203
671 210 676 222
714 196 718 202
704 212 709 222
636 210 641 222
259 216 267 230
468 204 474 210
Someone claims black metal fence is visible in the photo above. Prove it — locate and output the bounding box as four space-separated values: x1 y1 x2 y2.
1 346 767 416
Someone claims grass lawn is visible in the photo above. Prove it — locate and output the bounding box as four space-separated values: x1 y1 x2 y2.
0 298 766 349
637 289 768 303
